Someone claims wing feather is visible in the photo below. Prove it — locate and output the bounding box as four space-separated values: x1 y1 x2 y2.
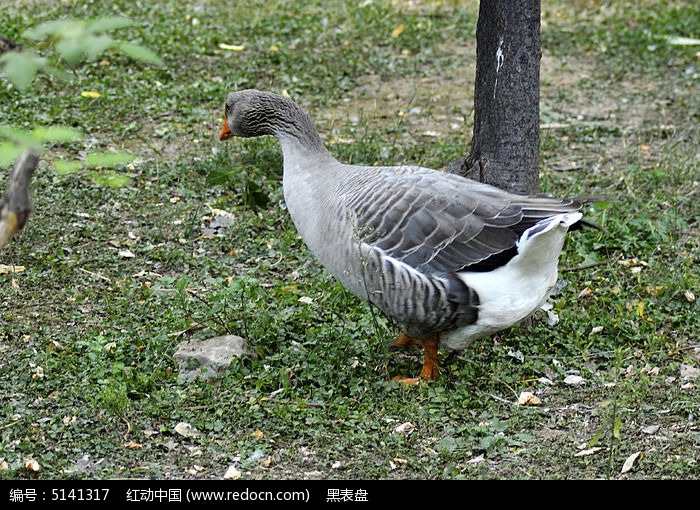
340 166 583 274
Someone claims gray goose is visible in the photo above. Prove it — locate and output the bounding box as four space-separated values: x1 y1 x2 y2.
220 89 595 383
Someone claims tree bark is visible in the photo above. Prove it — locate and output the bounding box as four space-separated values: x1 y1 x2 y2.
446 0 541 195
0 149 38 250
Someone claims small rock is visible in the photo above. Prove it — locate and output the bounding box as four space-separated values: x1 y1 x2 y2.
76 456 97 473
174 335 252 381
680 363 700 379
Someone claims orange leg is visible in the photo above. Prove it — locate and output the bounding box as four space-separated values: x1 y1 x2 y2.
391 334 440 384
419 335 439 380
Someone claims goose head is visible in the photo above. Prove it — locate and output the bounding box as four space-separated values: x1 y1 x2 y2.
220 89 283 139
219 89 327 154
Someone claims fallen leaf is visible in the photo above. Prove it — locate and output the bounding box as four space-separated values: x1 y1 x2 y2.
541 302 559 326
641 424 661 435
174 422 199 438
685 290 696 302
517 391 541 405
646 285 665 295
574 447 603 457
124 441 142 449
219 43 245 51
81 91 101 98
391 24 405 38
0 264 26 273
590 326 604 335
621 451 642 474
25 458 40 472
507 349 524 362
641 364 659 375
223 465 241 479
206 204 235 217
268 388 284 399
118 249 135 258
298 296 314 304
252 429 264 440
577 286 592 298
392 421 415 435
564 374 585 386
191 464 204 472
618 258 648 267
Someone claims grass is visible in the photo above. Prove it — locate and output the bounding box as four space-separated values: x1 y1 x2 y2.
0 0 698 480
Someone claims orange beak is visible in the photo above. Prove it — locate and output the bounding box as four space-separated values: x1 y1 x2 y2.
220 117 234 141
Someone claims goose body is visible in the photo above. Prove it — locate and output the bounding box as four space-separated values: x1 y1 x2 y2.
220 89 592 381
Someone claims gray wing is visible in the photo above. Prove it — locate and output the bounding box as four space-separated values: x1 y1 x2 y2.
341 166 582 274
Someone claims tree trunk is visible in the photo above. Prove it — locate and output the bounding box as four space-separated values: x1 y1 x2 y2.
446 0 541 195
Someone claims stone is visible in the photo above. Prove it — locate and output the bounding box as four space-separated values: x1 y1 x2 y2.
174 334 251 381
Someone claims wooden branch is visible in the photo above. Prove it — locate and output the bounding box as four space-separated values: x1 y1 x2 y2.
0 149 39 250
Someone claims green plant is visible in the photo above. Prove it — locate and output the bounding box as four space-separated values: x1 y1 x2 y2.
0 15 161 185
0 17 162 91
